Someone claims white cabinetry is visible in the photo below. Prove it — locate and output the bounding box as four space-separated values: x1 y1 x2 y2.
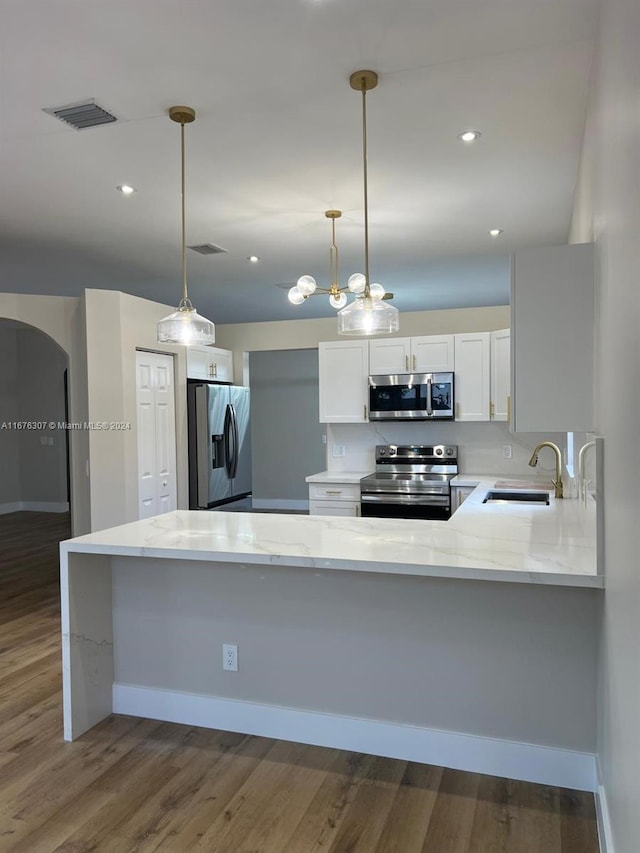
511 243 594 432
318 340 369 423
308 482 361 517
454 333 491 421
451 485 476 511
186 346 233 382
490 329 511 422
369 335 454 374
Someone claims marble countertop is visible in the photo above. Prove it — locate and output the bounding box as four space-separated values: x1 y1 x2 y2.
62 477 600 589
305 470 372 484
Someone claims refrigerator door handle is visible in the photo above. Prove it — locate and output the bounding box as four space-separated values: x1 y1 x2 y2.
230 404 239 478
224 404 235 478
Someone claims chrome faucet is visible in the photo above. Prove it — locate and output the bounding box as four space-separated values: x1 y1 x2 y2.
528 441 564 499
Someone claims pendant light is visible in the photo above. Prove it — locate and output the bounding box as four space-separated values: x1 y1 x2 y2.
337 71 399 336
157 106 215 346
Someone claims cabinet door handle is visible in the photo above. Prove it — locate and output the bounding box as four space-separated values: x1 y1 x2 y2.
326 490 342 495
507 395 511 423
490 401 495 419
356 504 360 517
412 354 416 370
363 404 367 420
405 354 409 371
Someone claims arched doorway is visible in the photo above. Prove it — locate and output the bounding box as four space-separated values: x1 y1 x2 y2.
0 319 71 520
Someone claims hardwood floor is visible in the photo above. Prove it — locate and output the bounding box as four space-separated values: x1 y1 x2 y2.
0 511 600 852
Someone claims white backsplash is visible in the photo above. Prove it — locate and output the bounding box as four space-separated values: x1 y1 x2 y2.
325 421 566 480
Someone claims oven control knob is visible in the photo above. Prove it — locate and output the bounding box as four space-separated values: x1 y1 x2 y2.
435 447 443 456
379 448 387 456
446 448 454 456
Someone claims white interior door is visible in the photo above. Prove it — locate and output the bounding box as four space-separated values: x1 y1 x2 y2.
136 351 177 519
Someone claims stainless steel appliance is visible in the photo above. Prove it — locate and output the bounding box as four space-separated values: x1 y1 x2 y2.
368 373 454 420
360 444 458 520
187 381 252 510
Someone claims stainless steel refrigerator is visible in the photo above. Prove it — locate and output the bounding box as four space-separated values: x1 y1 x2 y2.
187 381 252 510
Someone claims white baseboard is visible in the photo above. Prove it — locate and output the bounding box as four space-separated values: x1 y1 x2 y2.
113 683 596 792
0 502 23 515
596 783 615 853
251 498 309 512
0 501 69 514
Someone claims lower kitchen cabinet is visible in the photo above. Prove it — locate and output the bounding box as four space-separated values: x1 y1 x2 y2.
308 482 361 517
451 485 476 510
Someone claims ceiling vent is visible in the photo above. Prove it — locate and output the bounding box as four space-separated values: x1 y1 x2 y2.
42 99 118 130
188 243 228 255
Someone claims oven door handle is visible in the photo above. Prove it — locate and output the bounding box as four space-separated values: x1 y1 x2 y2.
360 493 450 506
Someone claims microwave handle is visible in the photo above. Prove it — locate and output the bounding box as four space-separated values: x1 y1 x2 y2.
426 376 433 417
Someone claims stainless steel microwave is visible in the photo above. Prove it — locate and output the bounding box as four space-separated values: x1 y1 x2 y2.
368 373 455 420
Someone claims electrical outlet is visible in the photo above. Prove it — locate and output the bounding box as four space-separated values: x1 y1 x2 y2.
321 434 327 445
222 643 238 672
503 445 513 459
332 444 346 458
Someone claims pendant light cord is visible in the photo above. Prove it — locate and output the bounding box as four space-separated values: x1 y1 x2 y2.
361 79 371 299
180 120 190 307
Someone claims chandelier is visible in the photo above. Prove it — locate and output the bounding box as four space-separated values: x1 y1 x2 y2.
288 210 382 311
157 106 215 346
337 71 399 336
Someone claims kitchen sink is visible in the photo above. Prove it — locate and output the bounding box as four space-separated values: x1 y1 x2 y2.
483 490 550 506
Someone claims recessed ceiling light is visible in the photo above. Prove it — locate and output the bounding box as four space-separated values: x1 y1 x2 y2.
457 130 481 143
489 228 503 237
247 255 260 263
116 184 136 195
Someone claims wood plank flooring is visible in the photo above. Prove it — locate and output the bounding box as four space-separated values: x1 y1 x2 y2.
0 511 600 852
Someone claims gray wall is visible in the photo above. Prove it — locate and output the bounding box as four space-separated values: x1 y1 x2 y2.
249 348 325 502
569 0 640 849
0 324 21 506
0 320 68 509
16 327 68 503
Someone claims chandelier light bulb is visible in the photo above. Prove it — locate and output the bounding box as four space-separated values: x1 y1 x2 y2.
369 282 385 300
296 275 317 296
288 285 306 305
347 273 366 294
329 292 348 309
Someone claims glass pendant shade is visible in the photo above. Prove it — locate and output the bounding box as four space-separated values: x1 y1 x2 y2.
329 292 348 309
337 294 399 336
296 275 317 296
288 285 306 305
347 273 366 294
157 298 215 345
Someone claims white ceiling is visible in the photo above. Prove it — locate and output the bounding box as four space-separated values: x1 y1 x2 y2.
0 0 596 324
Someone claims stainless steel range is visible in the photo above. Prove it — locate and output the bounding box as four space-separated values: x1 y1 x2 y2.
360 444 458 520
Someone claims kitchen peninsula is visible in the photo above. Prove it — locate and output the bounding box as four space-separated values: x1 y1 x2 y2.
61 490 601 792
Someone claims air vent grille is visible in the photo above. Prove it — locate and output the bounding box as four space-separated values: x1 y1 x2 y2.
42 99 118 130
188 243 228 255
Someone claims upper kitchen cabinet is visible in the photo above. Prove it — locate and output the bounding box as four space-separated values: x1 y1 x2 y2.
369 335 454 374
490 329 511 422
319 340 369 423
454 332 491 421
511 243 594 432
186 345 233 383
